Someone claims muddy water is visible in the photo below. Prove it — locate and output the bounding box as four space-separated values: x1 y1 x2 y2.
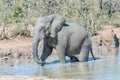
0 48 120 79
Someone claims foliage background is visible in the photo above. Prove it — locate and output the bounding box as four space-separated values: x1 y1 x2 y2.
0 0 120 39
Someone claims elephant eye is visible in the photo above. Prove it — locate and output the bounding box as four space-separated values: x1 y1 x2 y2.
44 26 50 32
44 26 50 36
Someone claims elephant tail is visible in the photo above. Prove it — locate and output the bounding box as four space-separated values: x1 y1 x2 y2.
90 48 96 60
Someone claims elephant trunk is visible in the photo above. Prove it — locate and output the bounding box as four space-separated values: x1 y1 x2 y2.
33 36 44 64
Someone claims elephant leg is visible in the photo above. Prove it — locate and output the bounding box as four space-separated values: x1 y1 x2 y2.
69 56 79 62
78 47 89 62
57 47 66 64
77 38 90 62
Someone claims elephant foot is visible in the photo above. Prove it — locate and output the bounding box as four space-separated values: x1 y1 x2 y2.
78 57 88 62
70 56 79 63
40 62 46 66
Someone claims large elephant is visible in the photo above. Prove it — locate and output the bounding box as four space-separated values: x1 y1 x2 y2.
33 14 95 65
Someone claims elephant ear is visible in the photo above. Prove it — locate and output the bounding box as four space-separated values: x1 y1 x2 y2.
50 14 65 38
43 15 54 34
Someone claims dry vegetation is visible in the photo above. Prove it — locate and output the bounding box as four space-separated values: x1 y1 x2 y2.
0 0 120 39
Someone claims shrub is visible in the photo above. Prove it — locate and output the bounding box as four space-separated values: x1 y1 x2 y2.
10 25 31 38
12 5 24 18
0 0 120 39
10 25 22 38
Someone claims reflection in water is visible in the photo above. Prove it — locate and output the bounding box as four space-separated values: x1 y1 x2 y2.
58 63 92 79
35 62 93 79
0 47 120 79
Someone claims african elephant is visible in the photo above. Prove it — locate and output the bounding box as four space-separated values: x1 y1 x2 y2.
33 14 95 65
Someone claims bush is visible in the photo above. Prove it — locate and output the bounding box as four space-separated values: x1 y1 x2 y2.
10 25 22 38
12 5 24 18
0 0 120 39
10 24 31 38
20 29 31 37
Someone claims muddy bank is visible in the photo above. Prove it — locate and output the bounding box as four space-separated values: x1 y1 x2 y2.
0 36 33 66
0 35 59 66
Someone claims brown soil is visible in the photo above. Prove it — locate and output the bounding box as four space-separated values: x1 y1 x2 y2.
0 35 33 66
91 26 120 47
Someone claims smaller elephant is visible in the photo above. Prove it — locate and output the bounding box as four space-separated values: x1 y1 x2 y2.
33 14 95 65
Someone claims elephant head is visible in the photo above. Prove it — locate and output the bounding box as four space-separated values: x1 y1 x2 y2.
33 14 65 64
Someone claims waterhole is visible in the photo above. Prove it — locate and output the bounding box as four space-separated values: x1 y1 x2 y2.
0 47 120 79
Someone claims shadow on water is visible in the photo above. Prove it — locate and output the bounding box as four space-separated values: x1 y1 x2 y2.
89 57 100 61
42 56 100 66
0 47 120 79
44 58 74 66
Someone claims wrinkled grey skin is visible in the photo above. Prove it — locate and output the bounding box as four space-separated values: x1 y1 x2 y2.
33 14 95 65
